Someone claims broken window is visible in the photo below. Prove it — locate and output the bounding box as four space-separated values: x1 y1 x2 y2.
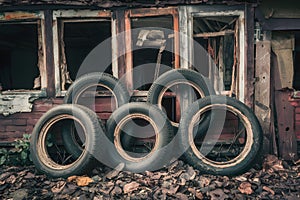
193 15 239 96
294 32 300 91
272 31 298 91
58 19 112 90
124 8 179 91
0 22 40 91
272 31 300 91
131 16 174 90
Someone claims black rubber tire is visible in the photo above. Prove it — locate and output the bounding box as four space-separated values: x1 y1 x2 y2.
30 104 106 178
147 68 215 127
178 95 263 176
63 72 129 158
106 102 173 172
64 72 129 105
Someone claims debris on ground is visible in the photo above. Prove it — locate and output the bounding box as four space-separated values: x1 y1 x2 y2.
0 155 299 199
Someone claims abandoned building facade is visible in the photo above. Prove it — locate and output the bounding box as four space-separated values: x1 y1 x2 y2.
0 0 299 161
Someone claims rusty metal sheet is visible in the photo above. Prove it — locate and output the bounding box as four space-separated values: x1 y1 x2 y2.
275 90 298 160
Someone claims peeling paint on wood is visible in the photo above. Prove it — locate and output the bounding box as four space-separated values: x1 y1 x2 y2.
0 11 40 20
0 94 39 116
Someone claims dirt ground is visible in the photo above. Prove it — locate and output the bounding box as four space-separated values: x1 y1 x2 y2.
0 155 299 200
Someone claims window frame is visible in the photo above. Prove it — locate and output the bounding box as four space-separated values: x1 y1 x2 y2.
123 7 180 93
179 6 246 102
52 10 113 96
0 11 46 96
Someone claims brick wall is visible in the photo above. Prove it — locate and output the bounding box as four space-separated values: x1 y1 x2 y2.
0 98 63 144
0 97 116 144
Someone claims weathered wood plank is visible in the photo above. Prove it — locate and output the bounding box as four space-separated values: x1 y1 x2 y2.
254 40 272 153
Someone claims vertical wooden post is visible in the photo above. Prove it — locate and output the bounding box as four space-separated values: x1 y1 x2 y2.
255 40 272 153
44 10 55 97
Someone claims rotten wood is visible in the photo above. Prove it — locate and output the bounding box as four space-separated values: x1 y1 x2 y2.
229 21 238 97
173 8 180 69
129 7 178 17
124 10 133 91
114 10 126 83
193 30 234 38
244 4 255 109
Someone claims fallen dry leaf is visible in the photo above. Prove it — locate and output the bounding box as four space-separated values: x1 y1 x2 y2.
123 181 140 194
198 176 211 187
208 189 228 200
111 186 122 196
67 175 77 182
263 186 275 195
167 185 179 195
238 182 253 195
263 154 285 172
6 175 16 184
105 163 124 179
188 188 203 199
51 181 66 193
76 176 94 186
67 175 93 186
175 193 189 200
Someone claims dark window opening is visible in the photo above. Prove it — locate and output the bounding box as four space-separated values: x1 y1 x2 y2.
193 16 237 92
61 20 112 89
0 23 39 90
293 32 300 90
131 16 174 90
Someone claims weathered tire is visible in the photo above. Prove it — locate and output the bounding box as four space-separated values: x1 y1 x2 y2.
147 68 215 127
106 102 173 172
30 104 106 178
178 95 263 176
63 72 129 158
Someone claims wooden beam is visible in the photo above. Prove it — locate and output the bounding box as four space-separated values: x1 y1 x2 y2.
255 40 272 153
193 30 234 38
44 10 55 97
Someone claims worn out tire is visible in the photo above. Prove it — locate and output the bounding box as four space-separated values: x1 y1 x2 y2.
178 95 263 176
147 68 215 128
30 104 105 178
63 72 129 158
106 102 173 172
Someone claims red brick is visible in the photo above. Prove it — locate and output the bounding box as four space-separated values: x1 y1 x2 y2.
0 119 13 126
25 126 34 133
33 104 54 112
97 112 112 120
27 118 39 126
13 119 27 126
296 130 300 140
0 126 5 132
52 98 64 104
6 125 27 132
0 131 20 141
